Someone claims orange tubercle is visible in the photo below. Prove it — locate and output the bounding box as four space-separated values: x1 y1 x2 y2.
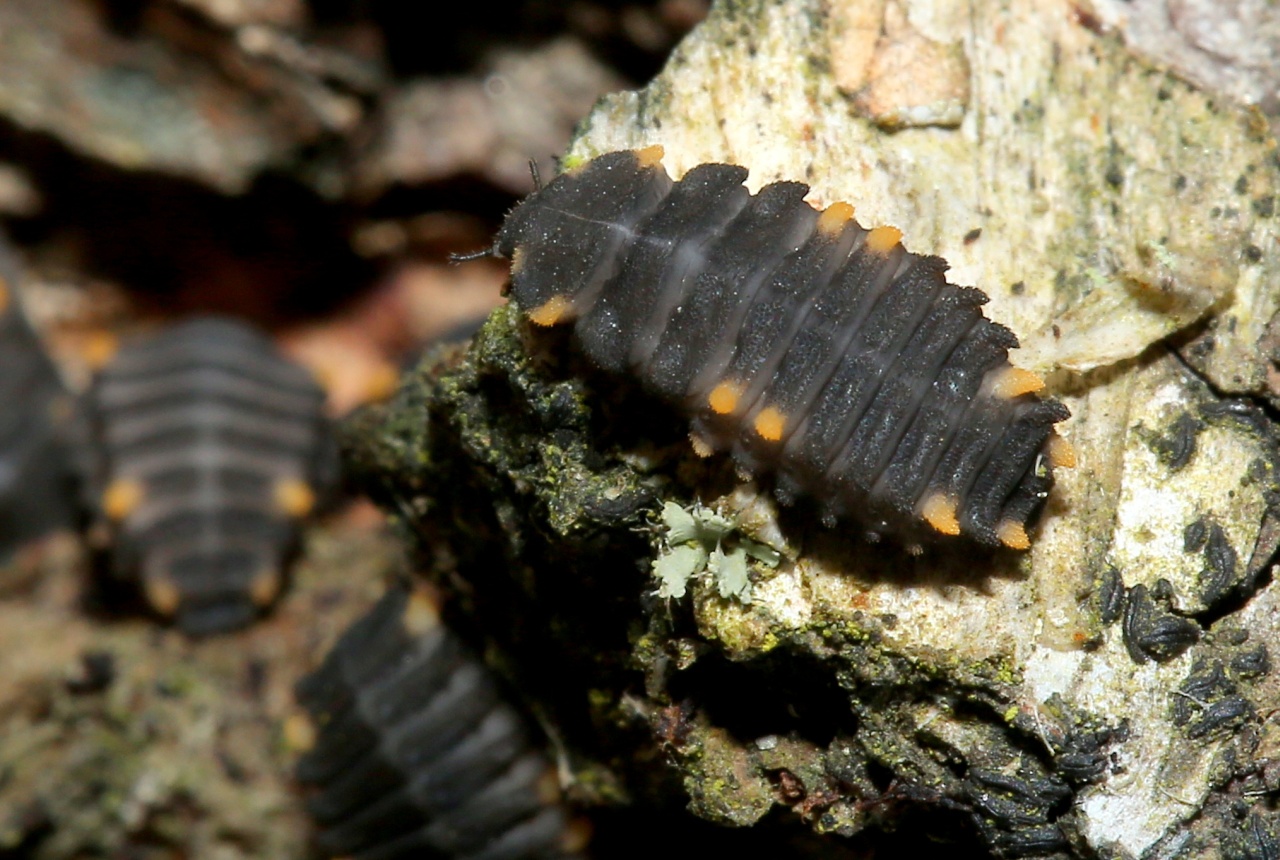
84 331 120 370
689 432 715 458
635 145 666 169
708 380 744 415
249 569 282 607
102 478 143 521
920 492 961 536
144 577 181 616
996 520 1031 550
866 225 903 254
990 366 1046 399
403 587 442 636
527 295 574 327
753 406 787 441
273 478 316 518
1047 433 1076 469
817 201 856 236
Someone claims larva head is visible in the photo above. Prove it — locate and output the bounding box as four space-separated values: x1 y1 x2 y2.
495 147 674 327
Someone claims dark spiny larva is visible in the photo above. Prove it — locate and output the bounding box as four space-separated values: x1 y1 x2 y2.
85 317 335 635
0 245 78 557
293 583 590 860
491 146 1074 550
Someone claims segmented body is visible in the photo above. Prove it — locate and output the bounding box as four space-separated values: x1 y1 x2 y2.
85 317 335 634
294 584 589 860
0 245 77 557
494 147 1073 550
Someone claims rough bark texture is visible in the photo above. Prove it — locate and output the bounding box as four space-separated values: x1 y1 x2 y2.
342 0 1280 856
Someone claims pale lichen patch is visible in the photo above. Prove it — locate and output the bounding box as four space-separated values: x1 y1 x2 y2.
651 501 780 603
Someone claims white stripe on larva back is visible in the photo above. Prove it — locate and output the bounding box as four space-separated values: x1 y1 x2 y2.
103 401 318 450
96 367 322 416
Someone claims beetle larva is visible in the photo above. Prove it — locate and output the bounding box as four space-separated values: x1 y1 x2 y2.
488 146 1073 550
292 582 590 859
0 240 78 557
85 316 335 634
